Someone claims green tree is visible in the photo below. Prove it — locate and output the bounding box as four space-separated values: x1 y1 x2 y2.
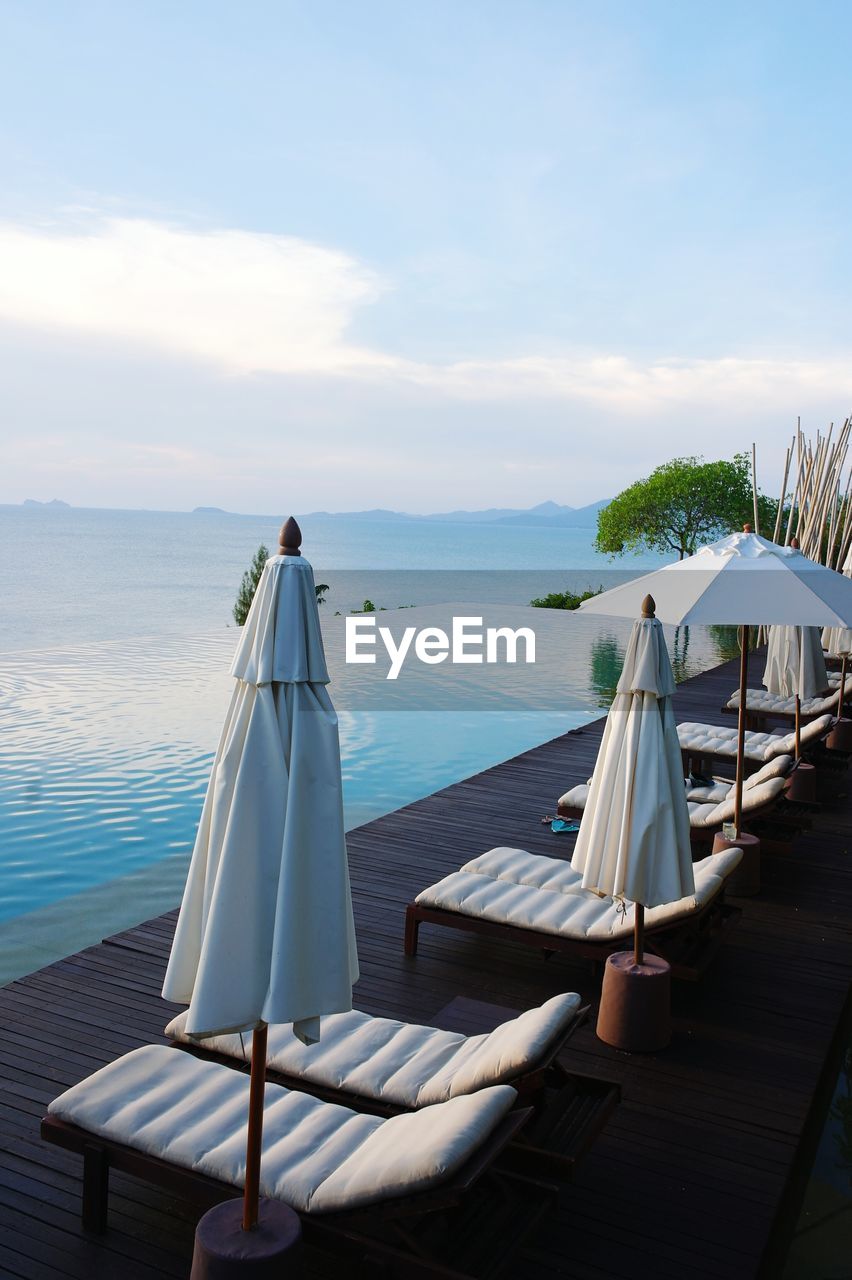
233 544 269 626
595 454 777 561
529 586 602 609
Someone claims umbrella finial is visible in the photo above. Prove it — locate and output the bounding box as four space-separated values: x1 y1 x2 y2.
790 536 800 549
743 522 753 533
641 594 656 618
279 517 302 556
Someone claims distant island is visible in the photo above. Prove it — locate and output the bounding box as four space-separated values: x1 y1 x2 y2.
21 498 71 508
192 506 227 515
296 498 610 529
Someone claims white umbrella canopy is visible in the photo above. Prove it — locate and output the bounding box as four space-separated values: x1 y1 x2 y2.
161 517 359 1233
572 600 693 965
763 626 829 700
579 530 852 628
580 528 852 834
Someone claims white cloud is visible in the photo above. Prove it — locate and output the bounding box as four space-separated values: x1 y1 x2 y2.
0 213 849 424
0 211 849 513
0 214 390 375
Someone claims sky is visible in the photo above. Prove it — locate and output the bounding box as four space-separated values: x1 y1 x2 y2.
0 0 850 513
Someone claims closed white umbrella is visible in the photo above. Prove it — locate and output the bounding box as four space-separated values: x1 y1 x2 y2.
572 595 693 967
162 517 358 1236
763 623 829 757
580 527 852 836
823 542 852 662
763 625 829 701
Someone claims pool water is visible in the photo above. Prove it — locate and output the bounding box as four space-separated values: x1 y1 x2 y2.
0 619 740 983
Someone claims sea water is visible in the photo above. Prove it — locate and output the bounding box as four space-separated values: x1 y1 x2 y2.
0 503 730 975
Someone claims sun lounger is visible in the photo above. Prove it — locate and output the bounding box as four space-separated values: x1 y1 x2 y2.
165 994 618 1178
405 845 743 981
42 1044 549 1277
165 994 583 1109
558 756 795 841
724 685 845 722
678 714 834 774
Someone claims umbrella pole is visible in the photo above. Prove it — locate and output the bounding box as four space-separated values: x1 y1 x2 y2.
841 652 849 716
735 624 750 837
634 903 644 966
242 1022 268 1231
795 694 802 759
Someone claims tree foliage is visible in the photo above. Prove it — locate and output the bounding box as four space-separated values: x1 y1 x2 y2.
233 544 269 626
595 454 777 561
529 586 602 609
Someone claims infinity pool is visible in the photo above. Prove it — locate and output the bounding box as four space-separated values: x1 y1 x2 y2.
0 619 739 983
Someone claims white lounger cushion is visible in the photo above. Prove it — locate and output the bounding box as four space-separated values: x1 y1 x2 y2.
686 776 787 828
677 715 833 762
559 755 793 826
727 687 840 716
415 846 742 941
685 754 793 801
48 1044 516 1215
164 993 581 1109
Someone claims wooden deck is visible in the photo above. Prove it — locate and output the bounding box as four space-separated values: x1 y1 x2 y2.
1 653 851 1279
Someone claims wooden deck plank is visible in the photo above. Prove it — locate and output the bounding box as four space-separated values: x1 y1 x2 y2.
0 651 850 1278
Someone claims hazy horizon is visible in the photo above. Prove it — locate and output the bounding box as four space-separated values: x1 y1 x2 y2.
2 495 611 519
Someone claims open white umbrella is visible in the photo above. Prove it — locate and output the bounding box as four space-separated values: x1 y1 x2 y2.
572 595 693 968
580 528 852 836
162 517 358 1235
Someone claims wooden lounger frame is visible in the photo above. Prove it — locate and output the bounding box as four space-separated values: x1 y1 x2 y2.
42 1106 549 1280
404 888 740 982
170 1003 620 1182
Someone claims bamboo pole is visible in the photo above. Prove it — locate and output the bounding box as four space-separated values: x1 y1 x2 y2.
796 447 816 542
802 437 828 550
785 423 804 545
785 458 803 545
751 442 760 534
773 442 793 544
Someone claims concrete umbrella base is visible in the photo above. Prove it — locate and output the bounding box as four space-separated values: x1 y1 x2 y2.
191 1199 303 1279
714 831 761 897
785 761 817 804
826 717 852 753
596 952 671 1052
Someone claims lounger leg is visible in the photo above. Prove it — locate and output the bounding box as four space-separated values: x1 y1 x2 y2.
82 1144 109 1234
404 906 420 956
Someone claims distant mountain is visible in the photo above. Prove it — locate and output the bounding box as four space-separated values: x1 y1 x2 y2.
420 500 576 524
21 498 71 508
298 500 609 525
304 508 412 522
494 499 610 528
192 506 228 514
